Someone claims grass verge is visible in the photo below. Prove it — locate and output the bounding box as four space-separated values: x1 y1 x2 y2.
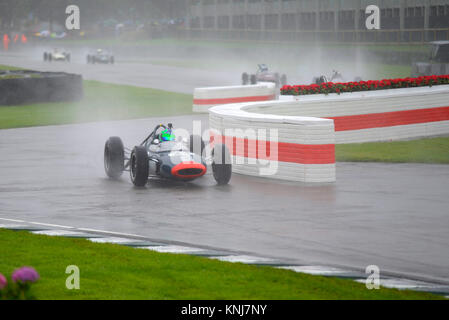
336 137 449 164
0 64 24 71
0 80 193 129
0 229 442 300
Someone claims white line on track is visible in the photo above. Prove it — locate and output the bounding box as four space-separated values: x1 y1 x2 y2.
0 217 146 239
77 228 148 239
0 218 25 223
28 222 75 229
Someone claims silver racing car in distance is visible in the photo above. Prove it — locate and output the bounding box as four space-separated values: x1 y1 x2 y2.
43 48 71 62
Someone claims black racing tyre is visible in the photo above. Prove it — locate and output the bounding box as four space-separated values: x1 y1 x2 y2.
242 72 249 85
44 52 48 62
48 54 52 62
104 136 125 179
212 144 232 185
130 146 149 187
250 74 257 85
189 134 205 157
274 73 280 87
281 74 287 86
315 76 325 85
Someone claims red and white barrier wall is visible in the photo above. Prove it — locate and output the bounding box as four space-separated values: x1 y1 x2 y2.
277 85 449 143
193 82 277 113
207 84 449 182
209 102 336 183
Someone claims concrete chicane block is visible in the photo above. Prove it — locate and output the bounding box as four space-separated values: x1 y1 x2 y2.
209 100 336 183
282 85 449 143
193 82 277 113
208 84 449 182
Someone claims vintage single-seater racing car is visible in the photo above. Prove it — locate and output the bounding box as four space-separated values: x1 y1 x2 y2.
242 64 287 87
104 123 232 187
87 49 115 64
313 70 362 85
43 48 71 62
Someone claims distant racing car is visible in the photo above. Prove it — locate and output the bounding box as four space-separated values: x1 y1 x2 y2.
242 64 287 87
412 41 449 77
104 123 232 187
87 49 115 64
313 70 362 85
43 48 71 62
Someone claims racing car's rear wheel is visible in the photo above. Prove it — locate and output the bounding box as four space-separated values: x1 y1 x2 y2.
104 137 125 179
189 134 205 157
130 146 149 187
281 74 287 87
43 52 48 62
274 73 280 87
250 74 257 85
212 144 232 185
242 72 249 85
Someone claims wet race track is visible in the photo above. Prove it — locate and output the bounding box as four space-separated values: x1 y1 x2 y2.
0 50 237 94
1 50 449 284
1 115 449 284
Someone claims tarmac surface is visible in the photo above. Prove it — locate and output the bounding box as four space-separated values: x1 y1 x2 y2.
1 115 448 284
0 51 236 94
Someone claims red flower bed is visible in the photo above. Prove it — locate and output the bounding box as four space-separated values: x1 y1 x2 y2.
280 75 449 96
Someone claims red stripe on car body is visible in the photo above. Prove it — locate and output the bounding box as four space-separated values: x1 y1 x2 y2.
171 161 207 179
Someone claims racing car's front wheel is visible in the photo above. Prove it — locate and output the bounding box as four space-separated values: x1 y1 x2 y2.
104 137 125 179
250 74 257 85
130 146 149 187
212 144 232 185
242 72 249 85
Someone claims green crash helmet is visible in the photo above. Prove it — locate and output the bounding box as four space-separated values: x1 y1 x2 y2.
160 129 175 141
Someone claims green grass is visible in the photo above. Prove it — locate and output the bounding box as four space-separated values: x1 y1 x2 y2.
336 137 449 164
0 80 193 129
0 229 442 300
0 64 24 71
